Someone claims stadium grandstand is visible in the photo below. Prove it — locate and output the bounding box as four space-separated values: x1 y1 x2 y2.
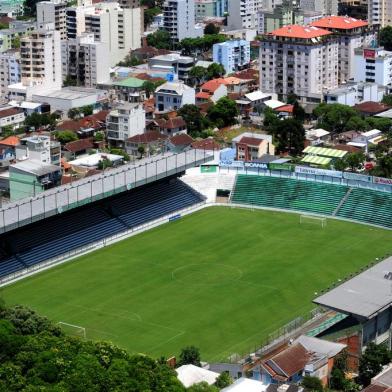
314 256 392 350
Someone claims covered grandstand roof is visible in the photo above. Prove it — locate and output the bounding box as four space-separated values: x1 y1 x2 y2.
314 256 392 319
301 155 332 165
303 146 347 158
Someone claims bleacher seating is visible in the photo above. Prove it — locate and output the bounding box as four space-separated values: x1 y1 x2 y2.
0 179 204 279
231 175 348 216
336 188 392 229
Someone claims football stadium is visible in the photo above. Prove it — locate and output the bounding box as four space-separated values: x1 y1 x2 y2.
1 151 392 362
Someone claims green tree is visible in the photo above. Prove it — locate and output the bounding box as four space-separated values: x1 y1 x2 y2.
293 100 306 123
147 29 172 49
207 97 238 128
207 63 225 79
373 154 392 178
177 104 209 137
345 116 368 132
178 346 201 367
144 6 161 27
301 375 323 392
109 148 130 162
68 108 81 120
81 105 94 117
11 35 20 49
143 80 157 98
358 343 391 387
272 118 305 156
94 131 105 142
63 75 77 87
214 372 233 388
381 94 392 106
334 158 347 171
204 23 220 35
345 151 365 172
55 130 78 144
137 145 146 158
379 26 392 51
189 66 209 86
188 382 218 392
263 107 279 132
118 54 143 67
0 23 9 30
98 158 113 170
366 117 392 133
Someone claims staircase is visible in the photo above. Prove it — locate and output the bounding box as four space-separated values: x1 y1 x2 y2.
333 188 353 216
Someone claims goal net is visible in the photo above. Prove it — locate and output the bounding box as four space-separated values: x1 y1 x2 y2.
300 215 327 228
58 322 86 339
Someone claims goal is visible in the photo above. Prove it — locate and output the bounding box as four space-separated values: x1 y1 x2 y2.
300 215 327 228
58 322 86 339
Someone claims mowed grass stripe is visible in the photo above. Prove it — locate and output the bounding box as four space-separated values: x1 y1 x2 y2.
2 207 392 361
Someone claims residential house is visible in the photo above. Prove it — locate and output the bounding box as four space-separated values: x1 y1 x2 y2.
125 131 168 157
167 133 193 152
236 90 272 114
353 101 391 117
232 132 275 161
154 81 195 113
196 79 228 104
15 135 53 164
110 77 147 103
305 128 331 146
362 363 392 392
63 138 95 160
156 116 187 136
0 107 25 131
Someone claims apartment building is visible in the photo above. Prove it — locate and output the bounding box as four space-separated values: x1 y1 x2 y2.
148 53 195 82
0 49 20 100
311 16 376 82
61 33 110 87
195 0 227 20
354 47 392 87
227 0 262 30
8 25 62 101
163 0 203 42
154 81 195 113
368 0 392 27
36 0 68 40
260 25 339 105
299 0 338 15
213 40 250 74
67 2 141 66
106 102 146 147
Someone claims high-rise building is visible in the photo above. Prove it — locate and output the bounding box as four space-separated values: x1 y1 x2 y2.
259 25 339 105
163 0 203 42
213 40 251 74
0 49 20 100
36 0 68 40
310 16 376 82
299 0 338 15
367 0 392 27
61 33 110 87
8 24 62 100
227 0 262 30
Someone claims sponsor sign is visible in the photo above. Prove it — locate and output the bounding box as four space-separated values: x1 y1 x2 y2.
343 172 372 183
244 161 268 169
363 49 376 59
269 163 295 172
295 166 343 178
373 176 392 186
219 160 244 168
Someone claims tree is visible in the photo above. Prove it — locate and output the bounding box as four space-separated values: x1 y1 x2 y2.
178 346 201 367
358 343 391 387
313 103 358 135
80 105 93 117
11 35 20 49
215 372 233 388
189 66 209 86
177 104 209 137
345 151 365 172
118 54 143 67
379 26 392 51
207 97 238 128
94 131 105 142
207 63 225 79
345 116 368 132
63 75 77 87
143 80 157 98
366 117 392 133
263 107 279 131
109 148 130 162
137 145 145 158
147 29 171 50
301 375 323 392
373 154 392 178
55 130 78 144
272 118 305 156
98 158 113 170
188 382 218 392
24 112 58 130
204 23 220 35
329 351 348 390
144 6 161 28
293 101 306 123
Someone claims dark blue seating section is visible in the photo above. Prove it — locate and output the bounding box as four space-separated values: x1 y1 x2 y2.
0 180 204 279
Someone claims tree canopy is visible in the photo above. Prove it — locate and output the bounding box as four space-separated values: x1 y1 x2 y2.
146 29 172 50
178 346 201 367
177 104 209 138
54 130 78 144
271 118 305 156
207 97 239 128
0 304 186 391
379 26 392 51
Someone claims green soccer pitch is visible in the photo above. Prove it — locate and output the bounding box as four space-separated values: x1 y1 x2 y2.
2 207 392 361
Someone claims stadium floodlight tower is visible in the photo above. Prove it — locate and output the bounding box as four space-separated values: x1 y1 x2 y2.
313 256 392 352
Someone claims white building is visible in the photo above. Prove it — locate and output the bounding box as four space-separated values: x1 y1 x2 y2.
260 25 339 105
106 102 146 147
310 16 376 83
0 107 25 131
0 49 20 100
8 24 62 101
368 0 392 27
324 81 385 106
148 53 195 82
15 135 52 164
176 365 219 388
154 81 195 113
162 0 203 42
61 33 110 87
213 39 250 74
36 0 68 40
354 47 392 88
227 0 261 30
65 2 142 66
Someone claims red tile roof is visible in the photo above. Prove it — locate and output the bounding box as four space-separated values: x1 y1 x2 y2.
311 16 368 30
57 110 109 132
201 79 224 93
169 133 193 146
0 107 23 119
196 91 211 100
354 101 391 114
269 25 332 39
238 136 265 146
191 139 220 150
64 138 94 153
156 116 186 129
127 131 167 143
0 135 20 147
274 104 294 113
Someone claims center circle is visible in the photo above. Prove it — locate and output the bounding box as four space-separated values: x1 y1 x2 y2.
172 263 243 286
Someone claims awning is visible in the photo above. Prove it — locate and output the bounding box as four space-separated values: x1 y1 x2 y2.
301 155 332 165
303 146 347 158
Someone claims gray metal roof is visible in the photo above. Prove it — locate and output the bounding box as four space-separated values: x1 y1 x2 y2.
314 256 392 319
10 160 60 177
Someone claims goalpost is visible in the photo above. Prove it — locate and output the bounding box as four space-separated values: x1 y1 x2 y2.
58 322 86 339
299 215 327 228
